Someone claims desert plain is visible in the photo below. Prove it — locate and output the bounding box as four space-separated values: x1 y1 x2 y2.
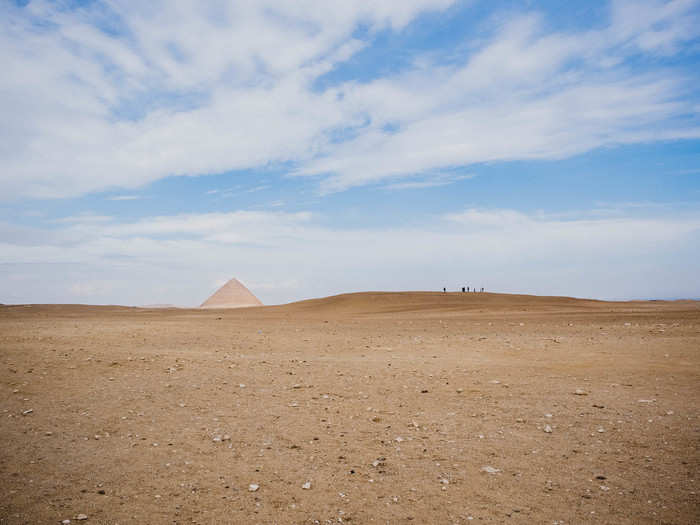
1 292 698 524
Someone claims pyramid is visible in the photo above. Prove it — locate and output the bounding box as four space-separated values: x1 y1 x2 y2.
200 278 263 309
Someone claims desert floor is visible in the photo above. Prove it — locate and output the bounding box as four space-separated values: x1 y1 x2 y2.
1 292 699 524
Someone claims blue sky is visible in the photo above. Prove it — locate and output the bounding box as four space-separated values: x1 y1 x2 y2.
1 0 699 305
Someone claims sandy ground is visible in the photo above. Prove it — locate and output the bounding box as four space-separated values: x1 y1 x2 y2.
1 292 698 524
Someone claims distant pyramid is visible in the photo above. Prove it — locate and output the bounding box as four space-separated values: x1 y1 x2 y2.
200 278 263 309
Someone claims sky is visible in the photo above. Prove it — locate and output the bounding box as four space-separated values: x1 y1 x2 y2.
1 0 699 306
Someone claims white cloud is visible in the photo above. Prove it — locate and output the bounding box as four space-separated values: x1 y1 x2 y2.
383 173 475 190
108 195 143 201
1 206 698 305
300 4 700 191
0 0 698 199
0 0 456 199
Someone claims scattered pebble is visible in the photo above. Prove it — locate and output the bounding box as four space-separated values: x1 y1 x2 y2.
22 409 33 415
248 484 259 492
574 389 588 396
481 466 501 474
302 481 311 489
544 424 553 433
76 515 88 521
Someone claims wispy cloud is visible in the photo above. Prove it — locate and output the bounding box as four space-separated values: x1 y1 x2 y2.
108 195 143 201
383 173 476 191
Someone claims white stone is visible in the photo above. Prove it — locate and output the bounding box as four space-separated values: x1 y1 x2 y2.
248 484 259 492
481 466 501 474
302 481 311 489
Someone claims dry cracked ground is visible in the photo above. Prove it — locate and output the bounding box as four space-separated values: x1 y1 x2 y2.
1 292 699 524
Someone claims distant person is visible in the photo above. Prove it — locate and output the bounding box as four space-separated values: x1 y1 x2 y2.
443 287 446 293
462 287 465 292
467 286 469 292
481 287 484 292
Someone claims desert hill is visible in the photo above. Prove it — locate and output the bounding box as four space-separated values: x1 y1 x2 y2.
248 291 699 319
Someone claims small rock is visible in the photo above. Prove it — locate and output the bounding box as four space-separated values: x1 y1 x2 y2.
22 409 33 415
76 515 88 521
395 436 404 443
302 481 311 489
544 425 553 433
248 484 259 492
574 389 588 396
481 466 501 474
62 520 70 525
597 427 605 433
